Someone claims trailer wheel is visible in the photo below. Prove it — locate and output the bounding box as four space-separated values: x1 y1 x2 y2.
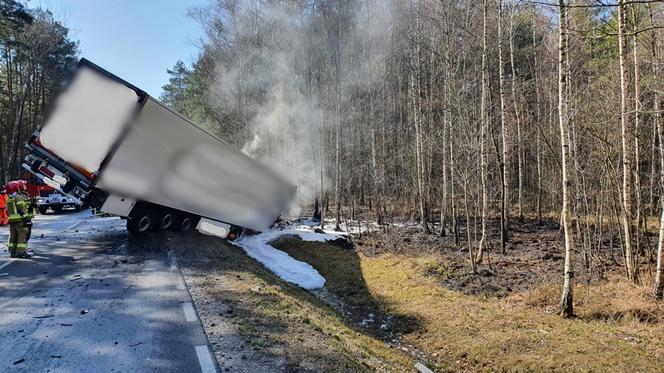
127 211 155 234
155 212 174 231
171 214 197 232
39 207 48 215
180 216 193 231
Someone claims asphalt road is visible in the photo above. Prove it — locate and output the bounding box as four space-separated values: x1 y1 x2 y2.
0 210 219 372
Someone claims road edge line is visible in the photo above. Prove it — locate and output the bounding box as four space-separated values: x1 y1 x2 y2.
195 345 217 373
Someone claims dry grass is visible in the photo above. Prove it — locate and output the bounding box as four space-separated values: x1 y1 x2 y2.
174 234 414 372
275 237 664 372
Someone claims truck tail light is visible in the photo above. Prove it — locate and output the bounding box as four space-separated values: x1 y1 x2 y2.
39 166 55 179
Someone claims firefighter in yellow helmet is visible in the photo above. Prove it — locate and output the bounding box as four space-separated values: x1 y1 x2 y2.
6 181 33 259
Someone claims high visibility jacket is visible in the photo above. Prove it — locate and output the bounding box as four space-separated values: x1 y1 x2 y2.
0 194 7 225
7 193 32 224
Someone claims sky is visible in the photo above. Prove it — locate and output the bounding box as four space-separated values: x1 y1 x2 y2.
31 0 207 97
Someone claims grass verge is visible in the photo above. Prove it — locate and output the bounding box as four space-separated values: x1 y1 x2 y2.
273 236 664 372
174 234 414 372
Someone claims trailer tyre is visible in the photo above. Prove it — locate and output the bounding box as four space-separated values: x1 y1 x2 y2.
155 212 174 231
171 214 197 232
39 207 48 215
127 211 155 234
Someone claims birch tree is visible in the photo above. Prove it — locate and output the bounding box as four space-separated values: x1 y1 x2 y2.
509 2 524 221
477 0 489 264
618 0 638 282
498 0 509 252
558 0 574 318
651 3 664 300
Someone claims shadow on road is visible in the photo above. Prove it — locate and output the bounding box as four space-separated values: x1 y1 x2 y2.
0 228 208 372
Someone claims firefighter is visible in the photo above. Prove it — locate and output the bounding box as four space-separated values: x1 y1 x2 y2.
6 181 33 259
0 188 7 226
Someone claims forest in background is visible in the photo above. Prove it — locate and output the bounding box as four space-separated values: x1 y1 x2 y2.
160 0 664 314
0 0 78 180
2 0 664 318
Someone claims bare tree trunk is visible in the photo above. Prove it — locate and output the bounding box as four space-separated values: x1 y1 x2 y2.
655 106 664 297
451 140 459 246
440 104 448 236
633 24 643 258
534 16 543 225
477 0 488 264
650 2 664 299
618 0 638 282
650 113 658 217
464 176 476 273
334 81 342 231
498 0 509 253
558 0 575 318
410 4 429 233
509 5 524 221
441 36 452 237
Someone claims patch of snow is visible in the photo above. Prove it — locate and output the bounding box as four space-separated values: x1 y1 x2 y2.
231 230 326 290
360 313 375 328
193 214 372 290
288 226 347 242
198 221 352 290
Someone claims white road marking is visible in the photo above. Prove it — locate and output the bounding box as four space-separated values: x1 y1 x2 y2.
64 221 83 231
195 345 217 373
0 260 12 270
176 276 185 290
182 302 197 322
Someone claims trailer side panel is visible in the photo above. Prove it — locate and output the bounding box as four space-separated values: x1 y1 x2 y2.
38 67 140 174
96 99 294 231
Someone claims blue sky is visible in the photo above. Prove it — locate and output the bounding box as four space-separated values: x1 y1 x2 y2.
32 0 207 97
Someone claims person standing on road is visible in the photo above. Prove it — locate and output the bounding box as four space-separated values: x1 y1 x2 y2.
0 188 8 226
6 181 33 259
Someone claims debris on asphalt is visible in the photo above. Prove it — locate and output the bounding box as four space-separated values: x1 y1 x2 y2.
33 314 55 319
80 309 89 315
13 358 25 365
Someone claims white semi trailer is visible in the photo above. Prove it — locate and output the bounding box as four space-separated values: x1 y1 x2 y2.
23 59 295 237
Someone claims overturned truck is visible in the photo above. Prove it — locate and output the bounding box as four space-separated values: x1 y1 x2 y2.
23 58 294 237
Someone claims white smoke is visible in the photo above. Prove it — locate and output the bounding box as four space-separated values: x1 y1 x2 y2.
197 0 396 216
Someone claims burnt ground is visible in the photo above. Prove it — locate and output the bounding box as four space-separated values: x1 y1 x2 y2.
352 216 640 298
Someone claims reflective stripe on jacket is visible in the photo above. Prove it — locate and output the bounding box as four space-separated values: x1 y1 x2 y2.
6 197 22 223
7 194 32 223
